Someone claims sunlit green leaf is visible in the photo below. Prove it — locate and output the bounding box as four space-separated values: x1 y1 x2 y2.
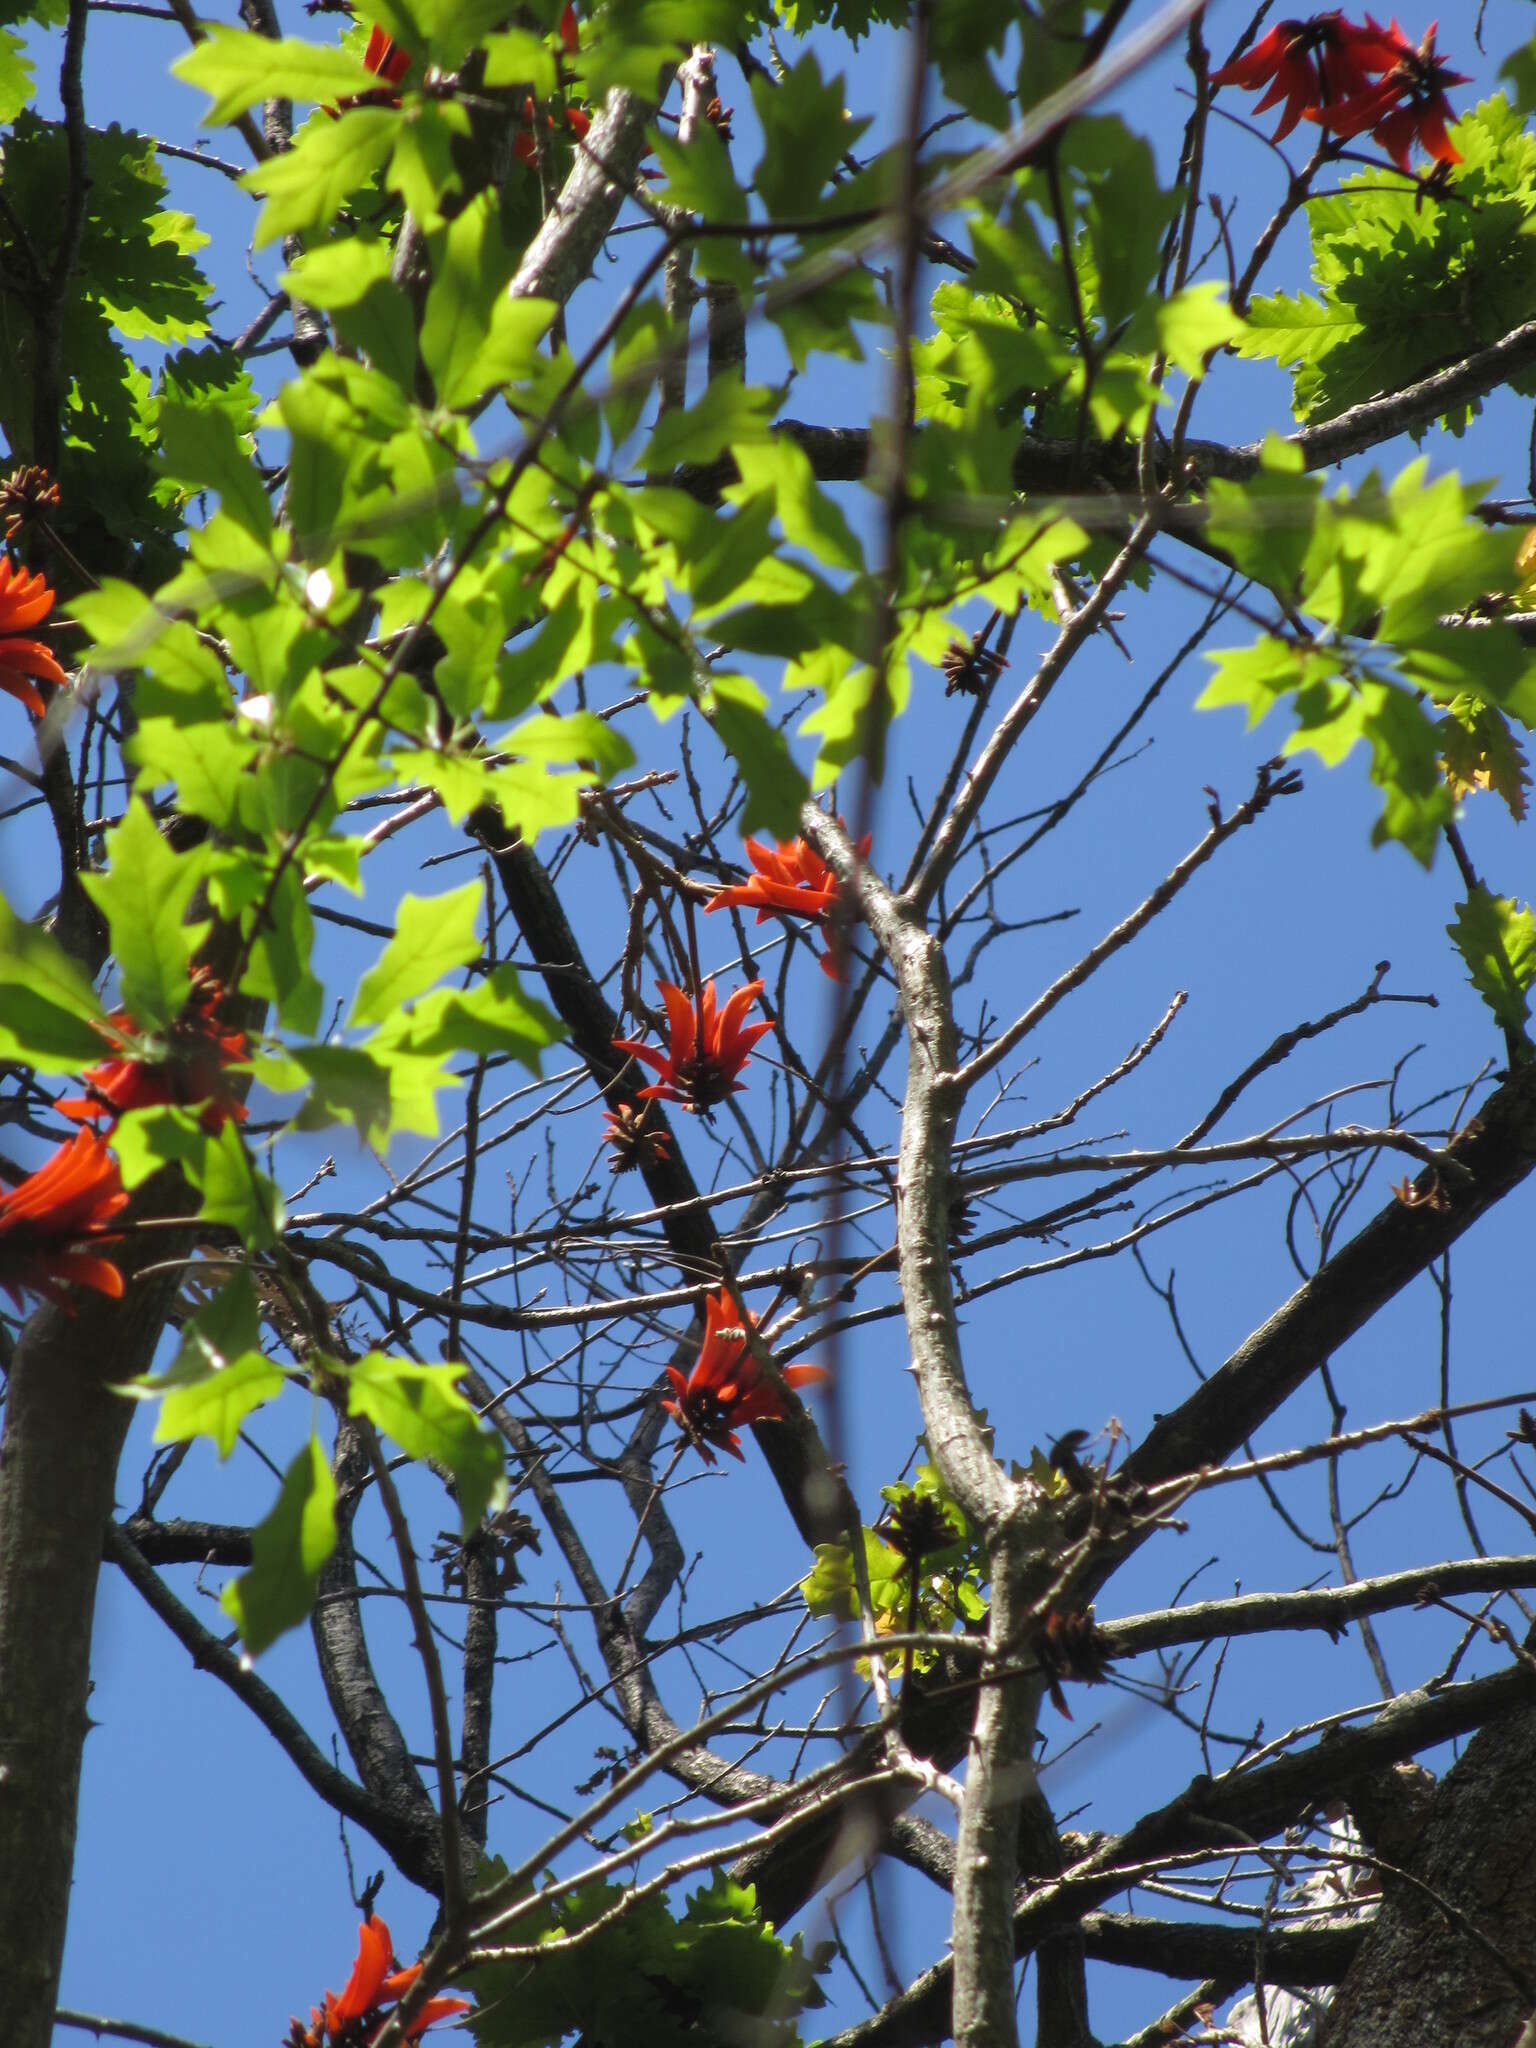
221 1434 338 1655
344 1352 506 1530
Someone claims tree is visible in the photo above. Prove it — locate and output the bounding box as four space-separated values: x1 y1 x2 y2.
3 2 1536 2045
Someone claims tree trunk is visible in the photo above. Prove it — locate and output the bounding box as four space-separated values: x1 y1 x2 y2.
1323 1701 1536 2048
0 1247 184 2048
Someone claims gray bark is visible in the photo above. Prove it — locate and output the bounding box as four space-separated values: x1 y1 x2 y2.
0 1214 190 2048
1323 1706 1536 2048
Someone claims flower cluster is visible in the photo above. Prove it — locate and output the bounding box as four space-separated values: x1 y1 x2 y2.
606 823 872 1458
1211 14 1466 171
705 829 870 979
0 1130 127 1309
0 554 67 716
59 974 248 1134
613 976 772 1115
663 1287 828 1463
512 93 591 168
285 1915 469 2048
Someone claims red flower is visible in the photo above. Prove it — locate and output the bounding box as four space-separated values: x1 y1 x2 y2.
1210 13 1405 139
705 830 871 980
287 1915 469 2047
512 96 591 168
663 1287 829 1463
329 25 411 114
363 25 411 85
58 978 248 1133
558 3 579 55
0 1130 127 1308
613 978 772 1114
0 554 67 716
1313 20 1467 171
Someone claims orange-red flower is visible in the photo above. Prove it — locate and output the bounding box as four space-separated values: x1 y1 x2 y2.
363 24 411 85
512 96 591 168
0 555 67 716
558 3 579 55
663 1286 828 1463
613 977 772 1114
287 1915 470 2048
1313 20 1467 171
705 830 871 980
329 25 411 114
58 978 248 1133
0 1130 127 1308
1210 12 1407 139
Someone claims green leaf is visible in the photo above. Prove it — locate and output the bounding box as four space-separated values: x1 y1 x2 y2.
351 881 483 1027
421 194 517 405
235 865 324 1035
455 293 558 410
150 1350 284 1460
80 800 208 1028
708 676 809 838
1060 117 1176 330
174 28 373 125
750 51 868 219
503 710 635 778
344 1353 506 1530
285 237 418 389
186 1121 285 1248
728 439 862 572
386 96 469 220
290 1044 396 1143
1238 103 1536 430
1153 282 1244 375
158 397 272 540
391 966 560 1071
639 373 776 475
221 1435 338 1656
242 108 398 250
1204 437 1322 598
481 27 557 93
800 1526 904 1620
0 892 108 1068
0 25 34 122
1447 886 1536 1036
126 1279 284 1459
652 118 746 223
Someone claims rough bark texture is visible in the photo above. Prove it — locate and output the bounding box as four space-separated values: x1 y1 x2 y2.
0 1223 188 2048
1323 1705 1536 2048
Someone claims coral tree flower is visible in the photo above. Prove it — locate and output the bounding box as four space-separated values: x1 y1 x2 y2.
1210 13 1408 140
363 24 411 85
512 96 591 167
705 830 871 980
664 1286 829 1463
329 25 411 113
287 1915 469 2048
57 978 248 1134
613 977 772 1114
0 554 67 716
0 1130 127 1308
1315 20 1468 171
